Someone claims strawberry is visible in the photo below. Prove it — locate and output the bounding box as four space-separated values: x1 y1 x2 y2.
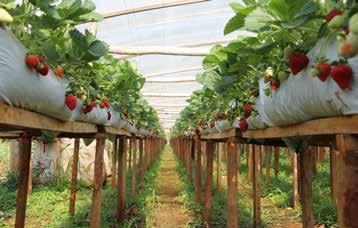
99 101 106 109
316 63 331 82
239 119 248 132
215 112 222 120
331 64 353 90
326 9 343 22
25 55 39 69
328 15 345 29
243 105 254 118
289 53 309 75
102 98 111 108
349 13 358 35
339 41 355 58
271 81 280 90
38 54 46 63
54 66 65 78
65 95 77 111
36 63 49 76
107 111 112 120
85 100 96 113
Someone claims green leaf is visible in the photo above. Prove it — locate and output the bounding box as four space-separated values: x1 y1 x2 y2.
294 2 317 19
224 14 245 35
203 55 220 70
268 0 309 22
244 7 275 31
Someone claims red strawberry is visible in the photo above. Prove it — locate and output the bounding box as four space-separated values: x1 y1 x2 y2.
65 95 77 111
215 112 222 120
99 101 106 109
239 119 248 132
331 64 352 90
102 98 111 108
326 9 343 22
87 100 96 113
38 54 46 63
243 105 254 118
107 111 112 120
54 66 64 78
289 53 309 75
271 81 280 90
316 63 331 82
25 55 39 69
37 63 49 76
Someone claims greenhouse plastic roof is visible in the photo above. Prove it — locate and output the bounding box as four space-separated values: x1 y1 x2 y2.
80 0 249 132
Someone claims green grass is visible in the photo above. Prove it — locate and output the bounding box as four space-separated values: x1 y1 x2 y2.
0 150 163 227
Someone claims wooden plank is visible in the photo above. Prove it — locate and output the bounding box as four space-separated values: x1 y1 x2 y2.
299 148 314 228
103 127 131 136
243 115 358 139
248 144 254 183
15 133 32 228
132 137 137 197
201 128 237 140
195 136 202 204
203 141 214 225
292 151 299 210
336 134 358 228
253 145 261 228
117 137 126 222
69 138 80 216
90 134 106 228
227 138 238 228
0 103 97 133
103 0 208 18
111 138 118 187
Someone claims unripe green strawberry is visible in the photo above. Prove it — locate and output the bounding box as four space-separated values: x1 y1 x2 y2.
310 67 319 77
349 13 358 35
264 88 271 96
328 15 345 29
0 8 13 24
277 71 289 82
347 33 358 53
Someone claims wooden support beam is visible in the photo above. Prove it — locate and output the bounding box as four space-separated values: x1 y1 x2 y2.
336 134 358 228
103 0 209 18
195 136 202 204
132 137 137 197
299 147 314 228
90 134 106 228
253 145 261 228
139 139 144 189
203 141 214 225
15 133 32 228
330 147 338 205
265 147 272 190
248 144 254 183
69 138 80 216
292 151 299 210
117 137 127 222
227 138 238 228
217 143 222 192
274 147 280 177
111 138 118 187
110 46 210 56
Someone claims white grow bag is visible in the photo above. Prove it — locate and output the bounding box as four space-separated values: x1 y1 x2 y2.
0 28 74 121
255 35 358 127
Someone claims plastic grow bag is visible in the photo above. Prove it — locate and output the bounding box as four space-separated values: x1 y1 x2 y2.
215 120 232 132
80 107 110 126
255 36 358 127
0 28 73 121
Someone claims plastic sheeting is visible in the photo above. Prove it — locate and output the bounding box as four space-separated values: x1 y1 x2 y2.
255 35 358 128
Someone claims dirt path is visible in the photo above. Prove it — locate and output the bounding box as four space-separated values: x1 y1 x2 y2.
151 148 193 228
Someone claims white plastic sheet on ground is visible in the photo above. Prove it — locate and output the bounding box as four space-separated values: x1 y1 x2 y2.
255 35 358 128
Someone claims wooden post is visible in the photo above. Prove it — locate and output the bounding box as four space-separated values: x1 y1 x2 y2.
203 141 214 225
227 138 238 228
132 137 137 197
299 147 314 228
265 147 272 190
139 139 144 189
248 144 254 183
28 156 32 195
330 147 338 205
336 134 358 228
15 133 32 228
217 143 222 192
195 135 202 204
128 138 132 170
253 145 261 228
89 134 106 228
189 139 195 182
291 151 299 210
69 138 80 216
111 138 118 187
274 147 280 177
117 137 127 222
